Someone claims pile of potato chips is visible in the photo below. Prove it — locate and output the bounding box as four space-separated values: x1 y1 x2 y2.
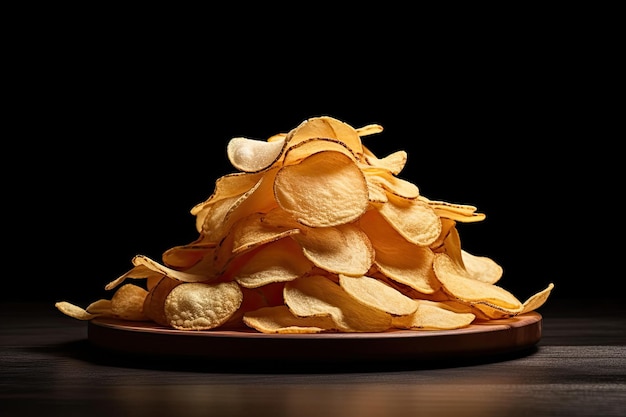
56 116 554 333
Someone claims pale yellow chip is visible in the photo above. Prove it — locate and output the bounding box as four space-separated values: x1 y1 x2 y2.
375 194 442 247
55 301 101 321
521 283 555 313
230 211 301 255
164 281 243 330
282 137 356 166
111 284 150 321
461 249 503 284
243 305 336 334
392 300 476 330
292 223 374 277
284 275 392 332
234 237 313 288
285 116 364 159
363 169 420 200
419 197 486 223
338 275 417 316
361 148 407 175
433 253 523 314
359 208 440 294
274 150 369 227
227 136 286 173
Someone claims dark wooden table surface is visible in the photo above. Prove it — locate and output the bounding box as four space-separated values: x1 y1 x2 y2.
1 298 624 417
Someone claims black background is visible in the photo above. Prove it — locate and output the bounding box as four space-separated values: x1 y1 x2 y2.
6 9 620 307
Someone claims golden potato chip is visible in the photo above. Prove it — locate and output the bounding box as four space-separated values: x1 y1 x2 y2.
392 300 476 330
227 136 286 173
361 148 407 175
522 283 555 313
55 301 101 321
282 137 357 166
284 275 392 332
461 250 503 284
111 283 149 321
128 254 210 283
230 211 301 255
285 116 364 159
164 281 243 330
363 169 420 200
292 223 374 277
274 150 369 227
355 123 384 138
85 299 113 315
359 209 440 294
419 197 486 223
143 276 182 326
161 242 216 270
433 253 523 313
338 274 417 316
243 305 336 334
234 237 313 288
375 193 441 247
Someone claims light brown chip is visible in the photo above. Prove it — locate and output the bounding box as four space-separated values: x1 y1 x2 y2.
55 301 101 321
433 253 523 313
234 237 313 288
359 209 440 294
143 276 182 326
292 223 374 277
284 275 392 332
230 211 301 255
375 193 442 247
521 283 555 313
392 300 476 330
338 275 418 316
164 281 243 330
85 299 113 315
274 150 369 227
111 284 150 321
243 305 336 334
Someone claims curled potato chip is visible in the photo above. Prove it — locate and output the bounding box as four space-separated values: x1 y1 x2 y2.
274 150 369 227
243 305 336 334
419 197 486 223
522 283 555 313
359 209 440 294
55 301 102 320
292 223 374 277
375 194 441 247
282 137 357 166
111 284 150 321
361 148 407 175
392 300 476 330
143 276 182 326
339 275 417 316
227 136 286 173
285 116 364 158
433 253 523 313
234 237 313 288
284 275 392 332
461 250 503 284
165 281 243 330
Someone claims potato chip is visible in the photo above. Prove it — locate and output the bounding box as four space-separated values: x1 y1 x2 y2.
234 237 313 288
355 123 384 138
230 211 300 255
419 197 486 223
433 253 523 313
338 274 417 316
284 275 392 332
285 116 364 159
361 148 407 176
292 223 374 277
282 137 357 166
274 150 369 227
55 301 101 321
363 169 420 200
375 193 442 247
392 300 476 330
522 283 555 313
111 283 150 321
227 136 286 173
164 281 243 330
461 249 503 284
359 208 440 294
143 276 182 326
243 305 336 334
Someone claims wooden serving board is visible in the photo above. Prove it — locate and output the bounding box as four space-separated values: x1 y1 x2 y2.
88 312 542 364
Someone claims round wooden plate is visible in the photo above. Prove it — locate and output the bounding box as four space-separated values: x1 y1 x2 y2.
88 312 542 363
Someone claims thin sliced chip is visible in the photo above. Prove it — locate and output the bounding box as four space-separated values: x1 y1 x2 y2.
375 193 442 246
284 275 392 332
285 116 364 158
433 253 523 313
392 300 476 330
274 150 369 227
227 136 286 173
85 299 112 315
419 197 486 223
231 211 301 255
243 305 336 334
55 301 101 320
339 275 417 316
190 171 264 218
111 283 150 321
461 250 503 284
359 209 440 294
522 283 555 313
355 123 384 137
164 281 243 330
161 242 216 270
292 223 374 277
283 137 356 166
143 276 182 326
361 148 407 175
363 169 419 199
129 254 211 283
234 237 313 288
